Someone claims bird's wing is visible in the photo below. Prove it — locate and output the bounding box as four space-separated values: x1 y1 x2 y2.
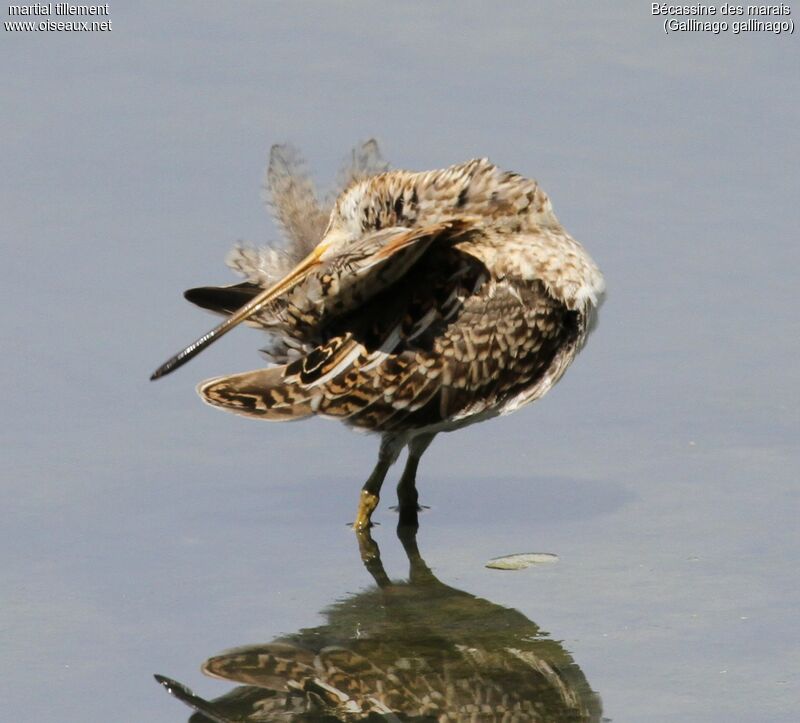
193 241 464 420
207 220 464 332
308 276 584 430
289 220 462 321
197 236 583 428
171 220 467 377
191 219 462 322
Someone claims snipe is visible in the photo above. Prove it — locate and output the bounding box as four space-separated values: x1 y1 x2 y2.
151 141 604 529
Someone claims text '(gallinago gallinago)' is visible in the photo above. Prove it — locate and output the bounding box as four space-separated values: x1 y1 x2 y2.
151 141 604 530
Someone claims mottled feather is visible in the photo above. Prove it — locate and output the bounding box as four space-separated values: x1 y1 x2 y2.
226 140 390 290
177 145 604 530
199 236 585 436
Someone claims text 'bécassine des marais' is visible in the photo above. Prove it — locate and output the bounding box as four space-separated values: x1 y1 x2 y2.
8 4 109 16
652 3 791 15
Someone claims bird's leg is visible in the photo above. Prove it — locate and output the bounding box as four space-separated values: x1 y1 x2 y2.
353 434 403 531
354 527 392 588
396 433 436 529
396 523 437 586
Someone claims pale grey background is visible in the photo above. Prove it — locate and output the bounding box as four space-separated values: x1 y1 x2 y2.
1 2 798 721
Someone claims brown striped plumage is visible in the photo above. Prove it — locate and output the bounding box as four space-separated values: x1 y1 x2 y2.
157 140 604 528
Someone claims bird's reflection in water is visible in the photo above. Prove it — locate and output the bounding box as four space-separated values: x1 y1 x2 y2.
157 527 602 722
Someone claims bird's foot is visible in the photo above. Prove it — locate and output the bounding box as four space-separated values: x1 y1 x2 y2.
352 490 380 531
388 504 430 513
392 503 427 529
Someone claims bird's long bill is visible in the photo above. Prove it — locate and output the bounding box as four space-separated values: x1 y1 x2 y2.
150 248 324 380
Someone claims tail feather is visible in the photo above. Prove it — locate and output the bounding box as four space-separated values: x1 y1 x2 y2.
198 367 315 421
183 282 261 316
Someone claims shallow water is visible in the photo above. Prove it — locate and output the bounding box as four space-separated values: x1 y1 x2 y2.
155 526 602 721
2 3 798 722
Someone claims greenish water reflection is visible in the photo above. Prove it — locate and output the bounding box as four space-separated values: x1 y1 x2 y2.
157 527 601 722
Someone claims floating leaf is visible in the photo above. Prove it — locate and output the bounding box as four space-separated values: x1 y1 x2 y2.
485 553 559 570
